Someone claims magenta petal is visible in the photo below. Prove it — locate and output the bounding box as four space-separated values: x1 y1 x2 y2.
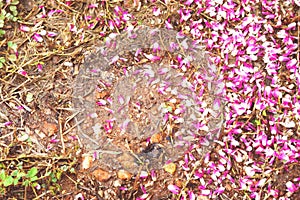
286 181 297 193
4 121 12 126
33 33 43 42
18 69 27 76
47 31 58 37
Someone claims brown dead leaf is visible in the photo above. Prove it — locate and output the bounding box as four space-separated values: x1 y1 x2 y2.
41 121 58 136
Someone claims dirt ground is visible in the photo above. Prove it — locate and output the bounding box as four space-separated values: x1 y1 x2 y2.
0 0 299 200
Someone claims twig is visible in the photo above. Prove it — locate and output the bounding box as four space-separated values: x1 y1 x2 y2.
56 0 80 13
63 118 84 136
0 153 73 162
125 139 144 164
32 191 51 200
59 115 66 154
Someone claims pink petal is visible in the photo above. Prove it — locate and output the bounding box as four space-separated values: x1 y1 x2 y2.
20 25 30 32
96 99 107 106
18 69 27 76
165 20 173 29
286 181 297 193
4 121 12 126
37 63 43 71
153 7 161 16
88 3 98 8
201 189 211 196
74 193 84 200
47 31 58 37
167 184 180 194
33 33 43 42
143 53 160 62
278 56 290 62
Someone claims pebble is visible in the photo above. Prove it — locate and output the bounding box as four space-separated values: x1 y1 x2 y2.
163 162 176 174
81 155 93 170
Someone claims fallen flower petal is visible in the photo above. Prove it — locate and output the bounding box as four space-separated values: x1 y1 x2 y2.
4 121 12 126
74 193 84 200
286 181 297 193
88 3 98 8
47 31 58 37
20 25 30 32
37 63 43 71
168 184 180 194
33 33 43 42
201 189 211 196
18 69 27 76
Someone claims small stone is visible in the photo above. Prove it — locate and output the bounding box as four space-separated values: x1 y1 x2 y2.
117 169 132 180
113 179 121 187
63 61 73 67
81 155 93 170
117 153 137 171
140 171 148 178
98 190 104 198
92 168 111 182
163 162 176 174
26 92 34 103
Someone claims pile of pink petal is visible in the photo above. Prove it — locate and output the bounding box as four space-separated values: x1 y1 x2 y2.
161 0 299 199
132 0 299 199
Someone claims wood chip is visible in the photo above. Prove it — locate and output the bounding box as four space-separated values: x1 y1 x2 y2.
150 132 163 143
197 196 210 200
175 179 183 188
92 168 111 182
124 0 140 10
117 169 132 180
96 90 109 99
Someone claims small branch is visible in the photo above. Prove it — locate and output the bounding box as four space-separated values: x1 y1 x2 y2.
59 115 66 154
